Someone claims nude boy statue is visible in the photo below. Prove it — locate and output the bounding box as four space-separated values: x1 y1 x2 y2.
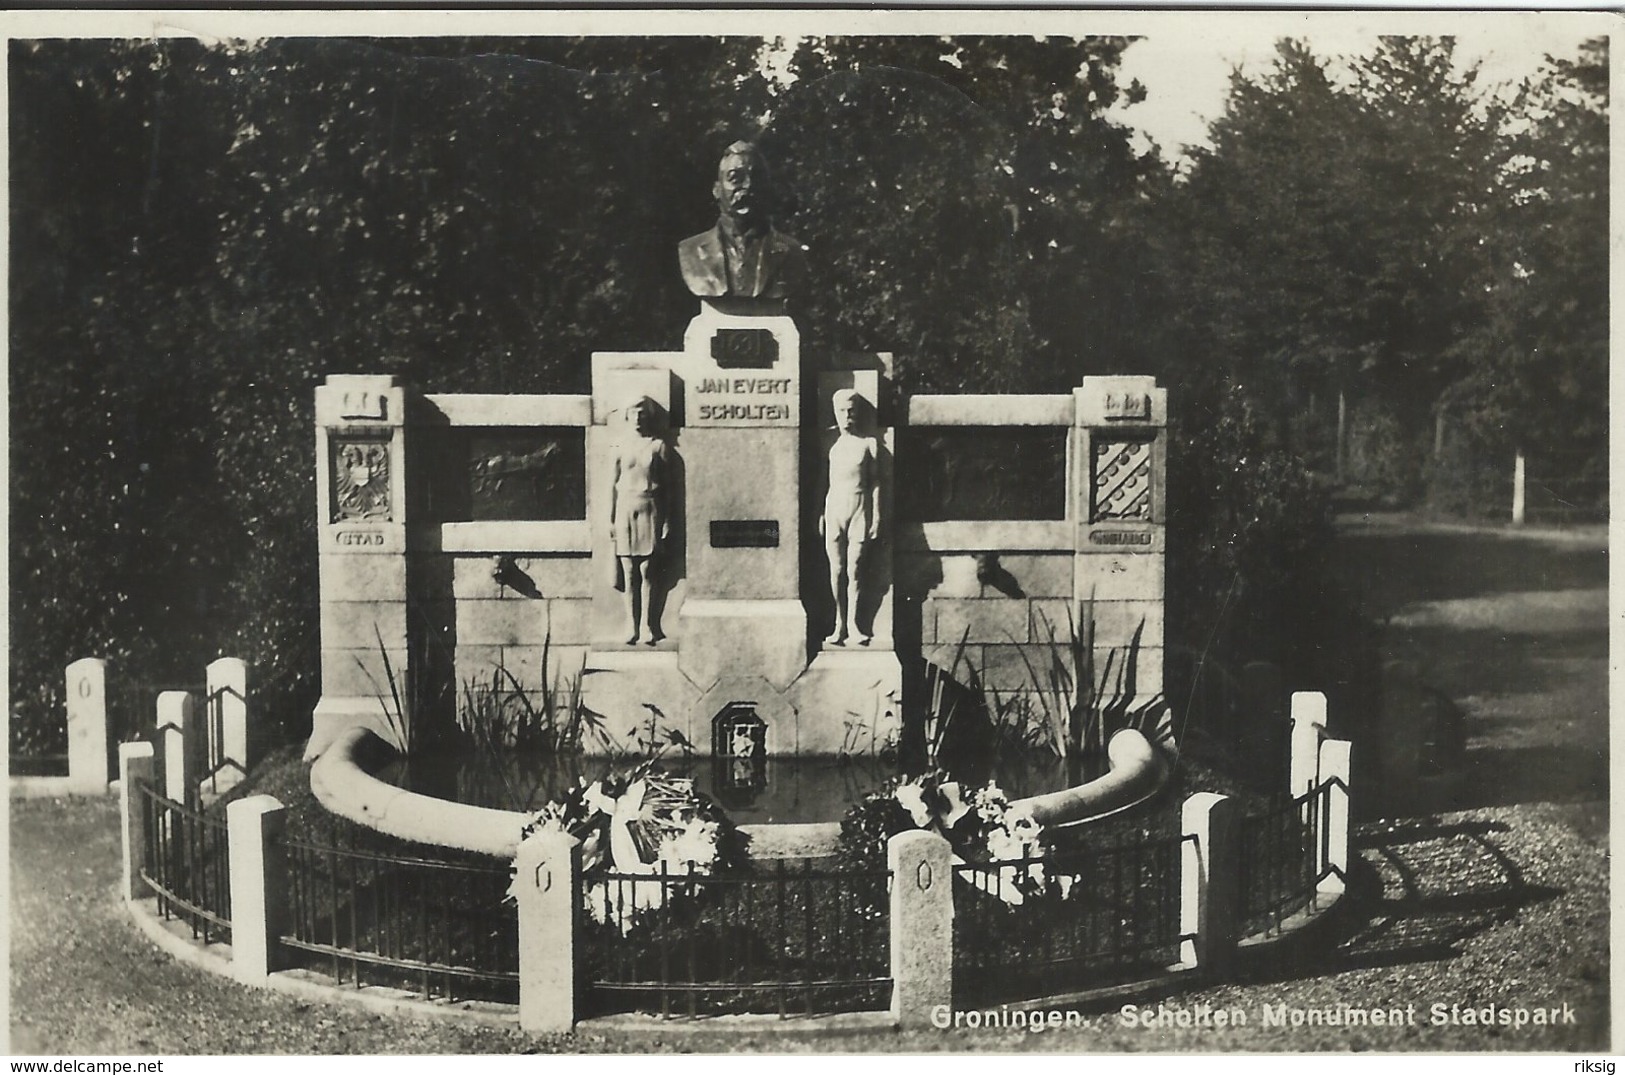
820 389 881 647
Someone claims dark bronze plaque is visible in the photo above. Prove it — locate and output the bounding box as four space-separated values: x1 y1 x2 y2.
710 519 780 548
712 328 778 369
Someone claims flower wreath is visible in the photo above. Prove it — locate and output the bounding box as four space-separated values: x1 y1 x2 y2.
838 769 1047 903
511 762 748 931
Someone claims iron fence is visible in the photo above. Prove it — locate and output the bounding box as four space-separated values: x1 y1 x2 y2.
277 829 519 1004
1238 780 1333 939
952 834 1189 1005
138 780 232 945
582 858 892 1018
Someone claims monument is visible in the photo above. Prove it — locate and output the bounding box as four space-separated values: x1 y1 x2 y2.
584 140 902 758
308 141 1167 768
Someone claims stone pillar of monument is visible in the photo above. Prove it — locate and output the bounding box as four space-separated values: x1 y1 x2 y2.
1072 375 1168 709
309 374 412 757
674 300 808 692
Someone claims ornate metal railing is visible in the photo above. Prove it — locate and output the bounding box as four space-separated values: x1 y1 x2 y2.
138 780 232 945
1238 779 1334 939
951 833 1189 1005
277 830 519 1004
582 858 892 1018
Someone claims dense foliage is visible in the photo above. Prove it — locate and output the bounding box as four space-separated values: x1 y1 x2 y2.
10 34 1606 752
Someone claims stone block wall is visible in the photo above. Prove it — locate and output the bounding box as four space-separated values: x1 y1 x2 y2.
900 376 1167 720
312 371 1162 755
444 554 594 709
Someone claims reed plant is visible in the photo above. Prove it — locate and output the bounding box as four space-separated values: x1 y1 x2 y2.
1014 601 1170 760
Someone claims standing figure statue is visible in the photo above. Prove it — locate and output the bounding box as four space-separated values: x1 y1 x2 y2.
820 389 880 647
678 141 807 300
609 397 670 646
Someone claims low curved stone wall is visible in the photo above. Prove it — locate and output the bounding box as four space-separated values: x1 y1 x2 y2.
1021 729 1171 828
311 728 528 857
310 725 1172 859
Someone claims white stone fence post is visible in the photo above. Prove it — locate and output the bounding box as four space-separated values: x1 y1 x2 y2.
227 795 288 983
1179 792 1239 975
888 829 954 1028
157 691 202 804
117 741 156 901
203 658 250 796
65 657 111 794
513 829 582 1034
1288 690 1328 797
1316 738 1353 896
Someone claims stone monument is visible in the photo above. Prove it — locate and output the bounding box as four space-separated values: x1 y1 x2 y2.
582 140 902 758
307 141 1166 770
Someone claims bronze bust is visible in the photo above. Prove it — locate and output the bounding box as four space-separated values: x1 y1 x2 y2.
678 141 806 299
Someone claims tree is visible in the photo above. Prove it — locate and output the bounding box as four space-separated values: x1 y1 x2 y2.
1163 37 1512 490
772 36 1160 391
11 34 1165 742
1445 38 1608 474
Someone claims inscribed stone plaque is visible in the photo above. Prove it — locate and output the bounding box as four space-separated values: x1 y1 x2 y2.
689 374 797 425
1103 391 1151 421
710 520 780 548
1088 530 1154 546
712 328 778 369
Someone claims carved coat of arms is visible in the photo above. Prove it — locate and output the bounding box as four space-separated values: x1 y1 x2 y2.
333 439 391 522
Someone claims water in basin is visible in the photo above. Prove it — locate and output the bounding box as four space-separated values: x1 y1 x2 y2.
376 750 1092 825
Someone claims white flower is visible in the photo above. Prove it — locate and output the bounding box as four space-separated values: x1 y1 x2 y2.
985 826 1026 862
584 884 611 926
939 782 973 828
974 782 1011 812
894 782 932 827
583 781 617 818
660 818 720 870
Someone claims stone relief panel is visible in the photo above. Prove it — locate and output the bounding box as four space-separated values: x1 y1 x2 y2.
894 427 1067 521
332 437 392 523
1092 439 1152 521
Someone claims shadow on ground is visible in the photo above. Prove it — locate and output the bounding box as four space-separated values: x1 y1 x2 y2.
1241 817 1559 985
1334 531 1605 613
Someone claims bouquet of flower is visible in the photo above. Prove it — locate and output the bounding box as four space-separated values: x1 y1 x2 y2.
838 769 1046 903
513 762 747 930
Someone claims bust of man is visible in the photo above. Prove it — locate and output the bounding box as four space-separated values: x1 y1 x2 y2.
678 141 807 299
